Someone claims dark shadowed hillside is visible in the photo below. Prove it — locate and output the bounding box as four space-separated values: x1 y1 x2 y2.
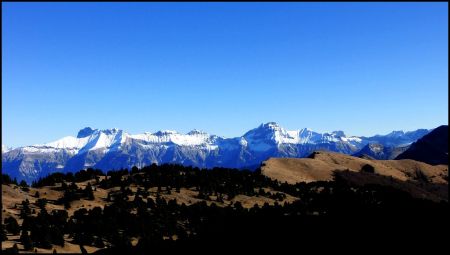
396 125 448 165
2 162 449 254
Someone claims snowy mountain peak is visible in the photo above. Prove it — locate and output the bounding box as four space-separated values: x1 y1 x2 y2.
246 122 283 139
2 144 12 153
244 122 301 148
261 122 282 130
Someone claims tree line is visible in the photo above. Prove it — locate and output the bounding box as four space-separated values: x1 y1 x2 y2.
2 164 449 253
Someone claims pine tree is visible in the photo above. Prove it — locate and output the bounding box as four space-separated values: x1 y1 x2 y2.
258 187 266 196
41 231 53 249
19 180 28 187
21 230 33 250
80 245 88 254
93 236 105 248
36 198 47 210
1 224 8 241
20 199 31 218
5 217 20 235
64 200 71 210
50 226 65 247
6 243 19 254
84 183 95 200
216 193 224 203
361 164 375 174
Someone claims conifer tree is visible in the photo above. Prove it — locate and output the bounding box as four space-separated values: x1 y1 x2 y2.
84 183 95 200
5 217 20 235
20 230 33 250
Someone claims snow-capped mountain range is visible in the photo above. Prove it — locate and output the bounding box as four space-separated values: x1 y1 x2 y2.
2 122 430 182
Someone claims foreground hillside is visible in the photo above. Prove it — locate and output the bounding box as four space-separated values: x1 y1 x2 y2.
2 162 448 253
262 151 448 184
262 151 448 201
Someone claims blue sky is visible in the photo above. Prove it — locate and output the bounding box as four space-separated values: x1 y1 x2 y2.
2 2 448 148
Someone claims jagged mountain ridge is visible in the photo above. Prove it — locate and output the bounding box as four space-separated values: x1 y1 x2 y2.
352 143 410 160
2 122 431 182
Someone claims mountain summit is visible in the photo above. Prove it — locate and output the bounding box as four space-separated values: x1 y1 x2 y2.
2 122 433 182
77 127 97 138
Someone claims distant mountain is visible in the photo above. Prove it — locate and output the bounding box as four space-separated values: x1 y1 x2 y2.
361 129 430 147
396 125 448 165
2 144 12 153
352 143 410 160
2 122 431 182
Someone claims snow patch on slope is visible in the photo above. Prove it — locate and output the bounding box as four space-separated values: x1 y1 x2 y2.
2 145 12 153
130 130 218 146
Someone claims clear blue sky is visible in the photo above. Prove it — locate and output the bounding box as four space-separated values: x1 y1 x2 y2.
2 2 448 148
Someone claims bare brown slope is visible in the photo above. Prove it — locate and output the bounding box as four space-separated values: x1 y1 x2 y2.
2 180 297 253
261 151 448 184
